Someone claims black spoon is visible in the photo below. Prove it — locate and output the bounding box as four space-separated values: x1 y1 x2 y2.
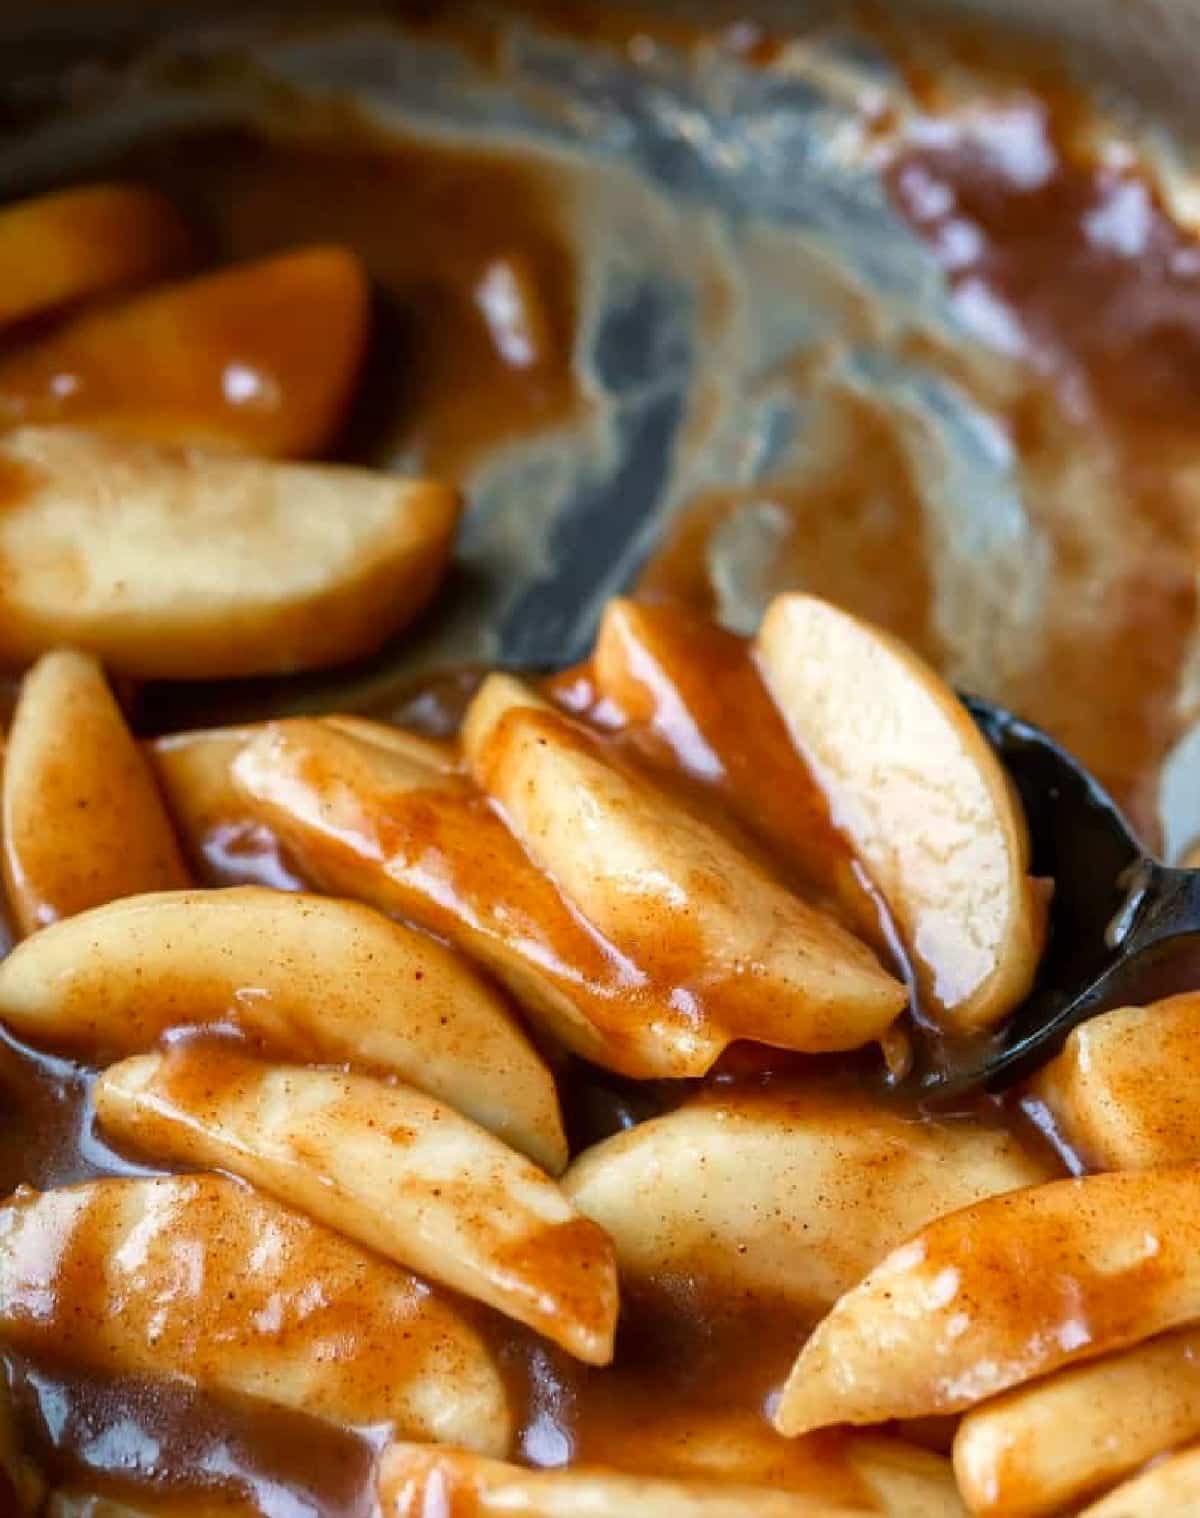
923 695 1200 1097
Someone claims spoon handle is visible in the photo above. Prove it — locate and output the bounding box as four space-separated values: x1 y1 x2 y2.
977 860 1200 1092
1117 861 1200 953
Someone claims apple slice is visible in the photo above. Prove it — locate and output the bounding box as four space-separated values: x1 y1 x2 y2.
3 650 189 935
0 1371 42 1516
149 726 259 842
0 428 459 678
232 718 730 1076
0 1175 511 1451
756 593 1044 1032
376 1444 859 1518
0 247 368 458
96 1047 616 1361
571 1402 963 1518
564 1090 1052 1315
0 183 191 331
467 698 906 1056
48 1495 260 1518
322 714 458 772
953 1326 1200 1518
458 671 553 762
593 599 881 941
147 724 291 884
773 1167 1200 1437
0 885 565 1172
1029 993 1200 1170
150 720 454 864
1077 1446 1200 1517
148 719 450 887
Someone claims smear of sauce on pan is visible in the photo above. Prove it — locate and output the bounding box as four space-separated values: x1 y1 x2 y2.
888 94 1200 837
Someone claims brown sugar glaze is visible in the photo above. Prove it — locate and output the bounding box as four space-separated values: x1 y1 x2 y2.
4 15 1200 1516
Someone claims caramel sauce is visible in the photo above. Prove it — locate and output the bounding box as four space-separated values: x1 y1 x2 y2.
8 1361 376 1518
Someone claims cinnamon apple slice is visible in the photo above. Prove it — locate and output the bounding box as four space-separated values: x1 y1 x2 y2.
465 681 906 1056
564 1089 1052 1315
954 1326 1200 1518
0 183 191 331
1029 992 1200 1170
3 650 189 934
593 599 880 941
570 1402 963 1518
0 428 458 677
0 247 368 458
0 1175 510 1453
148 719 452 885
774 1167 1200 1437
97 1046 616 1360
0 885 565 1172
232 718 726 1077
376 1444 857 1517
1078 1446 1200 1517
757 593 1044 1032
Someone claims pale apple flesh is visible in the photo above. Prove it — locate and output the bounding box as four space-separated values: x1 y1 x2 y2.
0 183 192 331
1029 993 1200 1170
564 1090 1053 1316
458 670 553 765
0 428 460 678
322 714 459 772
1077 1445 1200 1517
3 650 190 935
561 1395 964 1516
756 593 1045 1033
0 1175 512 1452
95 1046 616 1361
0 885 567 1173
0 247 370 459
469 702 906 1054
376 1444 867 1517
774 1167 1200 1436
953 1326 1200 1518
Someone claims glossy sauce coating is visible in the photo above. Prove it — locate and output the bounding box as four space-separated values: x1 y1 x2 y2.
0 1175 512 1453
233 719 739 1076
